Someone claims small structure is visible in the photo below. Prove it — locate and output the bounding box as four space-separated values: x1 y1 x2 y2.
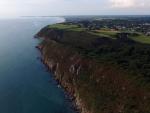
146 32 150 36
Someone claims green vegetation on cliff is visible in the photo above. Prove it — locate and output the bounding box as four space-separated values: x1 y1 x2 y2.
36 23 150 113
37 23 150 82
48 23 85 31
48 23 150 43
130 34 150 44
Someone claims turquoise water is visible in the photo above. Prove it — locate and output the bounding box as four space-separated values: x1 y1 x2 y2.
0 17 75 113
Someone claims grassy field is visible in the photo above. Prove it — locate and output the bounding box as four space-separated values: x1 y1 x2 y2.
48 23 85 31
91 29 119 39
91 30 150 44
48 23 150 44
130 34 150 44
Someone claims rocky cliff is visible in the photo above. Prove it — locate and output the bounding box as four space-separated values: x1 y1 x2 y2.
35 25 150 113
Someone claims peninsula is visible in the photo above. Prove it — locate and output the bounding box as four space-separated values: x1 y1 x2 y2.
35 18 150 113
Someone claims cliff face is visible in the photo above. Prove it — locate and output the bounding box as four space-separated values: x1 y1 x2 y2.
36 26 150 113
38 40 90 113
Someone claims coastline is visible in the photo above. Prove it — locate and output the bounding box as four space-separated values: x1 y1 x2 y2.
36 45 82 113
35 23 150 113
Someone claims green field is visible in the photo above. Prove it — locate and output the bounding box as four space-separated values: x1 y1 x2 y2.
130 34 150 44
48 23 150 44
48 23 85 31
91 30 119 39
90 30 150 44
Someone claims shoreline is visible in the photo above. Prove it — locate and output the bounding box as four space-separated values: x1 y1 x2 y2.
34 22 150 113
36 45 81 113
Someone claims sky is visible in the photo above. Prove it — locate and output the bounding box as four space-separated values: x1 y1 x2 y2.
0 0 150 17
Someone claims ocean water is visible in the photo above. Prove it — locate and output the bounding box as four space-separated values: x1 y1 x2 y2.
0 17 75 113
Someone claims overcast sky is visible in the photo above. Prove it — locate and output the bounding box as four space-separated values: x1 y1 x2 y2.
0 0 150 17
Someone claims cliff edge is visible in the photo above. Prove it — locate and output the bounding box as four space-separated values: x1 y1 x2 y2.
35 23 150 113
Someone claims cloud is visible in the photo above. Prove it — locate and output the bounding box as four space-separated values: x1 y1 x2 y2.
109 0 135 8
0 0 149 17
109 0 150 9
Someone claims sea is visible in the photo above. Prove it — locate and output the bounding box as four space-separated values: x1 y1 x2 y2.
0 17 75 113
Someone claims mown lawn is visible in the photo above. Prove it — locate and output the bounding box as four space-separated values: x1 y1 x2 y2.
90 30 119 39
130 34 150 44
94 30 119 37
48 23 85 31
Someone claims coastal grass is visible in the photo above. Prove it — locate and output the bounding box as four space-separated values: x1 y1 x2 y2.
91 30 150 44
48 23 85 32
129 34 150 44
48 23 150 44
91 30 119 39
